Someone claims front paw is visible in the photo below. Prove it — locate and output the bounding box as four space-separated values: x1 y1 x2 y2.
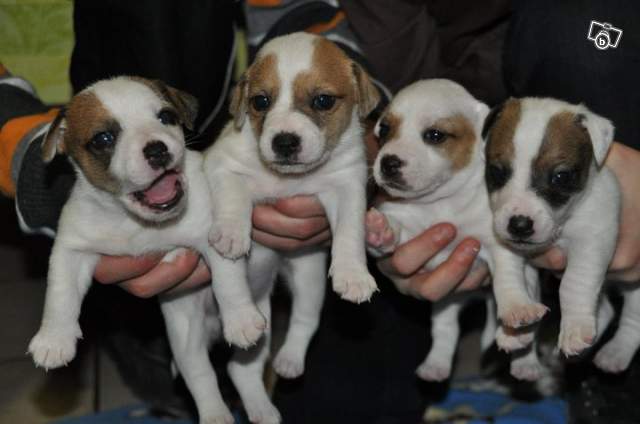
593 340 635 373
416 358 452 382
499 302 548 328
510 358 545 381
331 267 378 303
222 305 267 349
495 325 535 352
365 208 396 256
29 325 82 369
209 217 251 259
558 316 596 356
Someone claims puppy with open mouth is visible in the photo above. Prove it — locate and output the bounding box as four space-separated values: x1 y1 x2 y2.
27 76 264 424
365 79 546 381
203 32 380 422
483 97 623 357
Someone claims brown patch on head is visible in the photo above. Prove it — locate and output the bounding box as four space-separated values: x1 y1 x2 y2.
132 77 199 130
377 111 402 145
63 91 121 193
531 111 593 207
234 53 280 136
484 99 521 167
292 38 380 149
430 114 477 171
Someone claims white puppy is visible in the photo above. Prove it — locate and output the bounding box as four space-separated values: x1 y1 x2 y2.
365 79 545 381
203 32 380 422
27 76 267 424
483 97 622 357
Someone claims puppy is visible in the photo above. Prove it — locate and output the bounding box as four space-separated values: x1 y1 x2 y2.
483 97 621 356
365 79 545 381
203 32 380 422
28 76 264 423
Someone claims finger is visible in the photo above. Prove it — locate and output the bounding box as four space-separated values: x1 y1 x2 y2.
164 259 212 295
252 204 329 240
251 228 331 251
530 246 567 271
94 253 163 284
273 195 326 218
118 250 200 298
391 223 457 276
455 263 490 293
408 238 481 301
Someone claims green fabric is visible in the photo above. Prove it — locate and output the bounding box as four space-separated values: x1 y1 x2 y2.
0 0 73 104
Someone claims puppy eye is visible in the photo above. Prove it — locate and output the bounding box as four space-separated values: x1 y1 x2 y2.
251 95 271 112
423 128 447 144
486 163 511 190
89 131 116 150
377 122 390 143
550 170 576 187
311 94 336 111
158 109 178 126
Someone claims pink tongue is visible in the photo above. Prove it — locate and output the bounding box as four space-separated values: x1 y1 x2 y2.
143 173 179 204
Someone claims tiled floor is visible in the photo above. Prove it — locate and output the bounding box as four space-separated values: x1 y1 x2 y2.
0 198 139 424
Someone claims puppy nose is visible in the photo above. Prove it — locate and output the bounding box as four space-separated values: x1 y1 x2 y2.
380 154 404 178
507 215 535 238
272 132 301 158
143 141 172 169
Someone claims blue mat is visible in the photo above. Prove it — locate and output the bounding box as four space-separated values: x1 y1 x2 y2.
52 405 246 424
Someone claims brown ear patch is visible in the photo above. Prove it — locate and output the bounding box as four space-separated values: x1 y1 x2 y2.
133 77 199 130
377 111 402 145
63 91 120 193
292 38 359 149
485 98 521 167
245 53 280 138
432 114 478 171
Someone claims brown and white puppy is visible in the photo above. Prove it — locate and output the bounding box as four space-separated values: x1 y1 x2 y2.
483 97 622 357
365 79 545 382
204 32 379 423
28 76 263 424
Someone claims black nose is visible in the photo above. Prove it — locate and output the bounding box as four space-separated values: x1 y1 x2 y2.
508 215 535 238
272 132 301 158
380 154 404 178
143 141 172 169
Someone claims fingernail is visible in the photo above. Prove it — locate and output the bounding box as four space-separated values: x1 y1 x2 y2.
434 225 454 242
461 243 480 258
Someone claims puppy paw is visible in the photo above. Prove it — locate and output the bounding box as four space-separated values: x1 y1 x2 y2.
499 302 548 328
273 348 305 379
416 359 452 382
246 401 282 424
28 326 81 369
365 208 396 256
495 325 534 352
558 316 596 356
510 359 544 381
331 267 378 303
593 340 635 373
222 306 267 349
200 409 235 424
209 218 251 259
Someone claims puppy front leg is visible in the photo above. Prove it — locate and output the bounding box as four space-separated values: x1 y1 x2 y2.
491 246 548 329
29 245 99 369
365 208 401 257
318 184 378 303
208 171 253 259
205 248 266 349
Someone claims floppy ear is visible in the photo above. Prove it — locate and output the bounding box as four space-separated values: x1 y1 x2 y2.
41 108 67 163
151 80 199 131
352 63 381 119
229 74 248 130
575 109 615 167
481 100 508 140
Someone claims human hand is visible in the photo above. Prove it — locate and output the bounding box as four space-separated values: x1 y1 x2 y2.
375 223 489 301
94 249 211 298
251 195 331 251
531 142 640 283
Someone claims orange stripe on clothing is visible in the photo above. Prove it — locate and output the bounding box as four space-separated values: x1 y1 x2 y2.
0 63 8 77
247 0 282 7
0 108 58 197
306 10 345 34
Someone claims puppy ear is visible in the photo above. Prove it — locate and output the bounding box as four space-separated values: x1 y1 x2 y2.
481 99 509 139
352 63 380 119
229 74 248 130
41 108 67 163
152 80 199 131
474 101 490 133
575 109 615 167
